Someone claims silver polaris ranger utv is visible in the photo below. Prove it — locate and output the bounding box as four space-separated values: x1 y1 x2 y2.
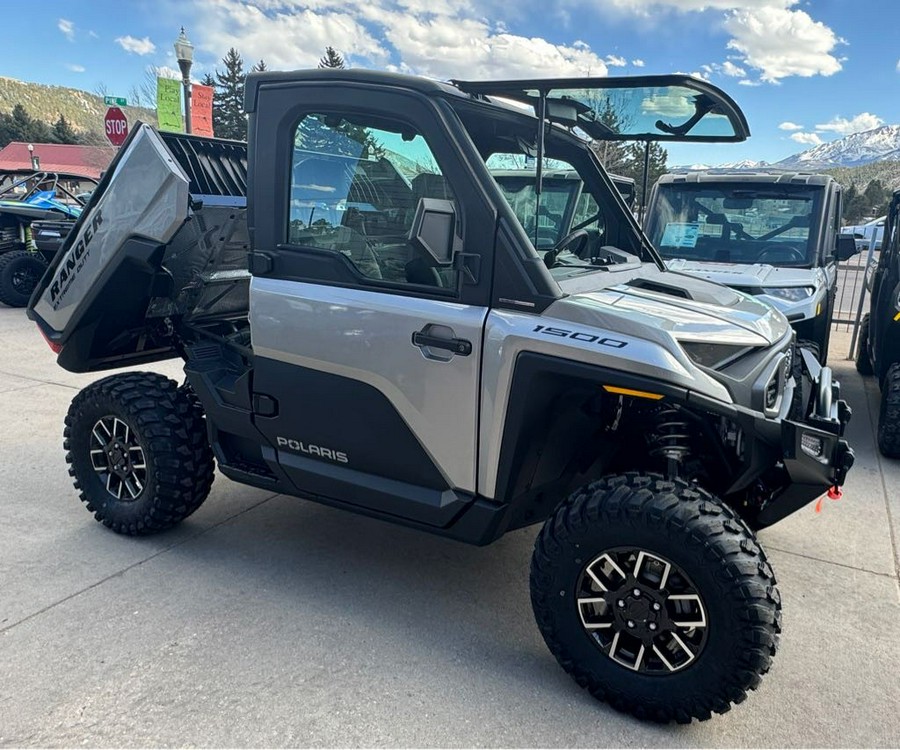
645 170 860 363
28 71 854 724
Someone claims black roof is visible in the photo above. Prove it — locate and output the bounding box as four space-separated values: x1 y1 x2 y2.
245 68 467 113
658 169 835 186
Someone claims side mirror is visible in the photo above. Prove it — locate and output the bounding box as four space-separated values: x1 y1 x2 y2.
836 234 859 261
409 198 459 266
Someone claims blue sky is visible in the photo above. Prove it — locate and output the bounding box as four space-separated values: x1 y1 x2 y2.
6 1 899 165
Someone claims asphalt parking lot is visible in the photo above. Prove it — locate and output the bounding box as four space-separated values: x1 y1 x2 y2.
0 305 898 748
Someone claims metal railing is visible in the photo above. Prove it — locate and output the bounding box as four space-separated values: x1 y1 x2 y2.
832 236 879 358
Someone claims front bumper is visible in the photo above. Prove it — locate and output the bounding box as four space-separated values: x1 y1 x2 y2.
755 347 854 527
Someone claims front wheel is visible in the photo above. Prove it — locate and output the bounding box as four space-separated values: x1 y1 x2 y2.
64 372 215 534
0 250 48 307
877 363 900 458
855 315 874 376
530 473 781 723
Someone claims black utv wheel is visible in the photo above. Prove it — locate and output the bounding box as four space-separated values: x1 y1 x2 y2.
530 473 781 723
65 372 215 535
0 250 48 307
877 363 900 458
855 315 874 376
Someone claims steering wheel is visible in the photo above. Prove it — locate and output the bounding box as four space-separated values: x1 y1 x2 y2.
758 243 806 264
544 229 591 268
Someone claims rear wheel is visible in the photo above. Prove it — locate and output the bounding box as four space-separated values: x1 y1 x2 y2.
65 372 215 534
877 363 900 458
0 250 48 307
530 473 781 723
855 315 874 376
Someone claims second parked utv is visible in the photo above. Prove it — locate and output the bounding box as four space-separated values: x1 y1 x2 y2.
856 189 900 456
28 71 854 723
644 169 859 364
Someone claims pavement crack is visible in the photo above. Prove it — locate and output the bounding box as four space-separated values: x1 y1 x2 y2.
765 543 898 580
0 369 81 391
0 491 281 636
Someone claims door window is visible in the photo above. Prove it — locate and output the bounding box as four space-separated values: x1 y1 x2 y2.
289 113 459 291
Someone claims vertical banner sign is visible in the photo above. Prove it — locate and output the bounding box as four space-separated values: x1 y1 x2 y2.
191 84 214 137
156 77 184 133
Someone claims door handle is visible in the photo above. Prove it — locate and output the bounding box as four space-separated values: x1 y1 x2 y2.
412 327 472 356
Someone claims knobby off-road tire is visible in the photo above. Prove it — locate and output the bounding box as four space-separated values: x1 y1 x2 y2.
798 339 821 367
65 372 215 535
855 315 874 376
0 250 48 307
877 363 900 458
530 473 781 724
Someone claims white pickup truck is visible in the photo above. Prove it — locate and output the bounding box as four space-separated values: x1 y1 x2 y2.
842 215 885 250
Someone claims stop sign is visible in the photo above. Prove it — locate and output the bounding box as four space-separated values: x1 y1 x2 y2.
104 106 128 147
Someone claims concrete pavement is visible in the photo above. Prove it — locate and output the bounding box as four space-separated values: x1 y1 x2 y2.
0 306 898 747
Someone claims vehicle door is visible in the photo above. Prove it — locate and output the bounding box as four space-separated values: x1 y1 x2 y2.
869 194 900 375
245 80 496 526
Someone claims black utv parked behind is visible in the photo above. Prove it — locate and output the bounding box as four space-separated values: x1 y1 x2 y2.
855 188 900 456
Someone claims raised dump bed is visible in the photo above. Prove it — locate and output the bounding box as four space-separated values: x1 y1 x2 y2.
29 125 249 372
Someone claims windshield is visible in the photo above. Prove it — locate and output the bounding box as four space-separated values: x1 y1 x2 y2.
647 183 823 267
491 171 582 249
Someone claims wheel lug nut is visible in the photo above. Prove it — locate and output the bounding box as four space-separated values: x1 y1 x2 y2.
649 623 657 631
633 588 641 597
626 620 635 628
653 602 661 611
617 600 625 608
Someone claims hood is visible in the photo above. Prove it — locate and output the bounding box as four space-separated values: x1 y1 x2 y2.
664 259 817 290
555 264 790 347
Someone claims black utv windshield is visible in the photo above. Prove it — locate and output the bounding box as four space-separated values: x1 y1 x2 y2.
646 183 825 267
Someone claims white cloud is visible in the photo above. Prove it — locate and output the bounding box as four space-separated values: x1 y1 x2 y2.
155 66 182 80
815 112 884 135
65 63 86 73
790 131 823 145
724 7 842 83
737 78 761 86
720 60 745 77
605 54 627 67
89 30 99 39
897 58 900 72
631 58 645 67
192 1 612 79
600 1 841 83
116 35 157 56
778 121 803 131
58 18 74 40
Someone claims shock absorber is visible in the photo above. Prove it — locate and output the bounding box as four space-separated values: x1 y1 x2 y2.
648 405 692 479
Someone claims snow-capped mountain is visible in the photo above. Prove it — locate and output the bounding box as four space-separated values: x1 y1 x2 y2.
775 125 900 169
671 159 769 171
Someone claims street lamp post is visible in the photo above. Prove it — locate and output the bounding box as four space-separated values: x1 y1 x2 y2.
27 143 39 171
174 27 194 134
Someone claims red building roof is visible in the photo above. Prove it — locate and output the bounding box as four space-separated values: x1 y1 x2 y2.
0 141 113 180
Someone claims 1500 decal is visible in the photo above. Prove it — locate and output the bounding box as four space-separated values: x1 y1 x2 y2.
533 325 628 348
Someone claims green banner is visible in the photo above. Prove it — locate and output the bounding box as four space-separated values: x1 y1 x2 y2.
156 77 183 133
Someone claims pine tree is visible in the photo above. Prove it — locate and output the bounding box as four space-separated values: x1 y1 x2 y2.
251 59 268 72
318 47 345 69
52 114 78 144
215 48 247 141
620 141 668 209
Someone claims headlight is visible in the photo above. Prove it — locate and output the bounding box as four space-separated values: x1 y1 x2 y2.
681 342 752 369
759 286 815 302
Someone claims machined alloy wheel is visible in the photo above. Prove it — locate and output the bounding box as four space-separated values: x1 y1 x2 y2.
89 415 148 501
65 372 215 535
576 547 707 674
530 473 781 723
